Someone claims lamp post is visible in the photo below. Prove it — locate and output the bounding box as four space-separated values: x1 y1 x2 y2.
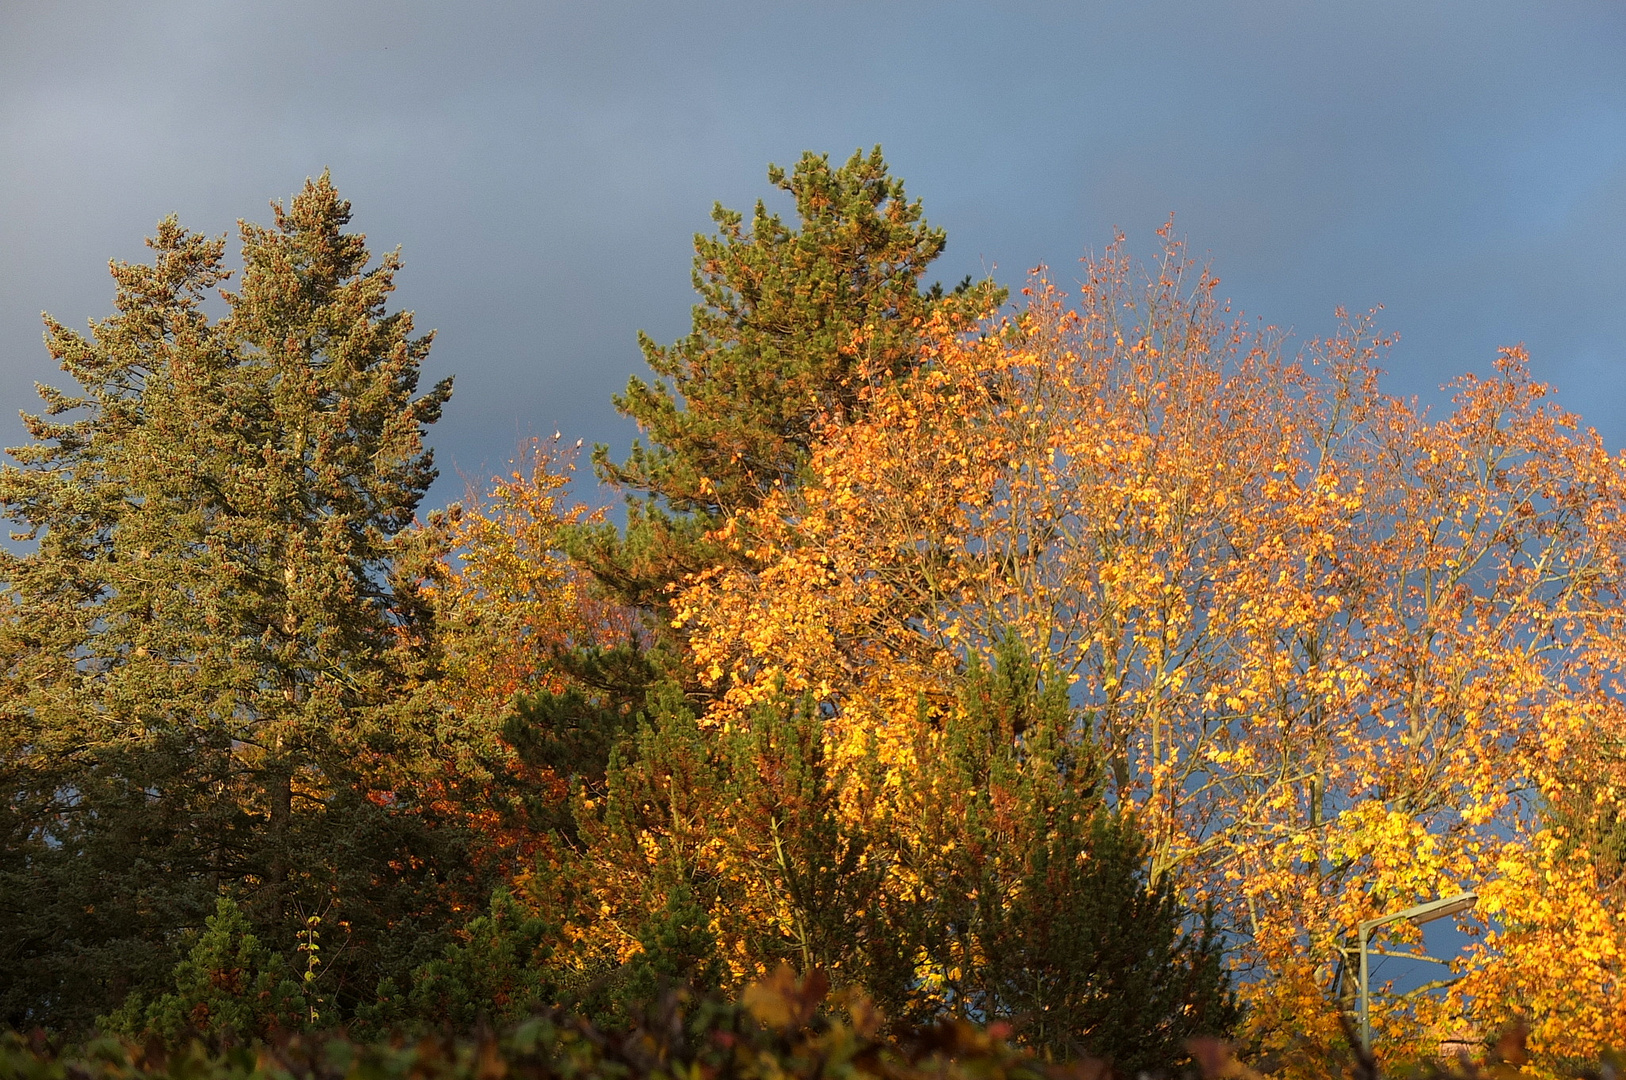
1351 891 1477 1054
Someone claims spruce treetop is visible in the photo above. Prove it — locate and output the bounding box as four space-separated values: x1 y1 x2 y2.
0 174 458 1028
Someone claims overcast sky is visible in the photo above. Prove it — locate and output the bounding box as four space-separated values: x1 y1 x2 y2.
2 1 1624 511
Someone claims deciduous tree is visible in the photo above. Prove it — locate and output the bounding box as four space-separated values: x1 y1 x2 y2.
675 227 1626 1069
399 438 640 866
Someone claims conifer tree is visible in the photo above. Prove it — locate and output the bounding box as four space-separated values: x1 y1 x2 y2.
547 683 895 1025
717 692 901 994
550 648 1235 1058
100 898 312 1044
0 175 458 1029
888 641 1238 1068
395 888 559 1031
574 147 1001 623
502 151 1001 935
523 151 1001 851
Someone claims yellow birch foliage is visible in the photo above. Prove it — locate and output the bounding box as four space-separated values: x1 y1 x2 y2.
430 437 632 709
674 228 1626 1070
412 437 635 862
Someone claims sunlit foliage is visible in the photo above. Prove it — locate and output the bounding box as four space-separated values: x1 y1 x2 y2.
4 157 1623 1075
676 226 1626 1069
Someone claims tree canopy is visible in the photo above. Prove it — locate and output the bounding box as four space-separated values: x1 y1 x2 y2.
576 147 1002 624
4 157 1625 1076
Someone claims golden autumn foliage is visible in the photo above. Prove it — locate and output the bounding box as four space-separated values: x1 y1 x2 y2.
429 437 635 711
670 226 1626 1071
402 438 638 866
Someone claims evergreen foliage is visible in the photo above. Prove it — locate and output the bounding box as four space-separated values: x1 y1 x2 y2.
397 889 559 1032
0 175 463 1028
716 693 901 994
1 967 1260 1080
553 647 1235 1063
100 898 311 1043
887 642 1238 1069
574 146 1002 623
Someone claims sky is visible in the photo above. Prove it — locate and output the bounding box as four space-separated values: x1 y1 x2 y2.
2 1 1624 513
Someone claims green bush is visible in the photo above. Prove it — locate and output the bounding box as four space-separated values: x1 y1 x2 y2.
5 969 1060 1080
99 898 312 1044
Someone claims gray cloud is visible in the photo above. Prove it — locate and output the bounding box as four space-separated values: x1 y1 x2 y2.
2 0 1623 510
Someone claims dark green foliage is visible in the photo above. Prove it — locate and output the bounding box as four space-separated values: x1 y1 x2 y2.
395 889 559 1032
570 684 889 995
100 899 310 1044
552 652 1233 1065
617 882 726 1010
0 970 1199 1080
0 175 468 1030
502 685 887 1031
583 683 724 952
0 733 226 1032
893 640 1239 1071
575 146 1003 623
717 694 908 997
500 643 656 842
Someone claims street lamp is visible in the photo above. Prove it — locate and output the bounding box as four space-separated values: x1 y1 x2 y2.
1350 891 1478 1053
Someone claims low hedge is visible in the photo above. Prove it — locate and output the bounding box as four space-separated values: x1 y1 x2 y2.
0 968 1565 1080
2 967 1057 1080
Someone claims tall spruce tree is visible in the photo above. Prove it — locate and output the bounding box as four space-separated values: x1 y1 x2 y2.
0 176 458 1030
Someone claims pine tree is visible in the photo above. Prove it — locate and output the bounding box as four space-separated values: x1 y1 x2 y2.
512 151 1001 872
717 692 905 996
551 682 887 1025
0 175 458 1030
100 898 311 1044
547 648 1234 1061
891 641 1239 1068
573 147 1001 624
397 888 560 1031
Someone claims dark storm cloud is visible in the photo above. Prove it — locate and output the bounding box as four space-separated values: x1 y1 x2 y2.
2 0 1623 510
